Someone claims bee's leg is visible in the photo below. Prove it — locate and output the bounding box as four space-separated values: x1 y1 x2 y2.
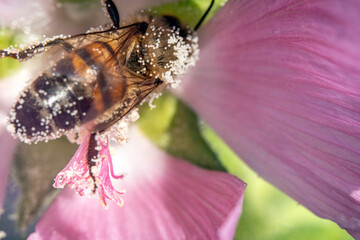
0 37 74 61
104 0 120 29
194 0 215 31
87 133 99 193
155 78 164 86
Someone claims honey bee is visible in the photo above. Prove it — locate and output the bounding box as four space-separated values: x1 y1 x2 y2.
0 0 213 182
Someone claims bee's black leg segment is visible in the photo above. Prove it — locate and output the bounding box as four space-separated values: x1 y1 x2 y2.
194 0 214 31
0 49 26 60
0 38 73 61
0 45 53 61
87 133 99 193
155 78 164 86
105 0 120 29
137 22 149 34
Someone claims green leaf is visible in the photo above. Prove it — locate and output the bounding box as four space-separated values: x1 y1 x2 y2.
0 28 22 78
12 138 78 230
137 93 225 171
153 0 228 28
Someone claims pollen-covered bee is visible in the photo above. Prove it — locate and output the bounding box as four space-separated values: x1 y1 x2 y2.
0 0 215 144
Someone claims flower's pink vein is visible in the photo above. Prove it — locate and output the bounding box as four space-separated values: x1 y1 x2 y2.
199 84 360 154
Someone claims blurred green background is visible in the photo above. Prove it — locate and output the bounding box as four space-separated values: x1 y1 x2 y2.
0 0 354 239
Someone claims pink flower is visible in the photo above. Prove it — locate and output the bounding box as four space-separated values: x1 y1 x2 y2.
0 0 245 239
1 0 360 239
27 128 245 240
177 0 360 238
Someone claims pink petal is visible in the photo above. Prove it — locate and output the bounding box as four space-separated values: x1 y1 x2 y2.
0 70 28 113
28 129 245 240
0 0 58 34
54 133 125 207
178 0 360 236
0 0 50 26
0 0 104 35
0 0 178 36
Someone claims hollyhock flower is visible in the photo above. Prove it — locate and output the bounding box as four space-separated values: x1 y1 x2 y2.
0 0 245 239
176 0 360 238
1 0 360 239
27 128 245 240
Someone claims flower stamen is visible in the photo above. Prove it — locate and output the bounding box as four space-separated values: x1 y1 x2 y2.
53 132 125 207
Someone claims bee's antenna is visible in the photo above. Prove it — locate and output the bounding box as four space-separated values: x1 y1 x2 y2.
194 0 215 31
105 0 120 29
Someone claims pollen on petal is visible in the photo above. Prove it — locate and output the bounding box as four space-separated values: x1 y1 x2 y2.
53 132 125 207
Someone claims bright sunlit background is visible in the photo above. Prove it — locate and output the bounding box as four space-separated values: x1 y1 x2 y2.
0 0 355 239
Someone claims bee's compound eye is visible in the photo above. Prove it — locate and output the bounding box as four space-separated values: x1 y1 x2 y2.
162 15 187 38
162 16 181 29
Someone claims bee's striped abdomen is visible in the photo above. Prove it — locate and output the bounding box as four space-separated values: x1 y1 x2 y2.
70 42 129 126
8 61 93 143
8 41 128 143
73 43 123 111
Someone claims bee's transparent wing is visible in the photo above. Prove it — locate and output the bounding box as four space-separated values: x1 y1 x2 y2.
0 24 139 62
94 75 163 132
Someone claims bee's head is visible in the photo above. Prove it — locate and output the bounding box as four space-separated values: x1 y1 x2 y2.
126 15 199 88
161 15 189 38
